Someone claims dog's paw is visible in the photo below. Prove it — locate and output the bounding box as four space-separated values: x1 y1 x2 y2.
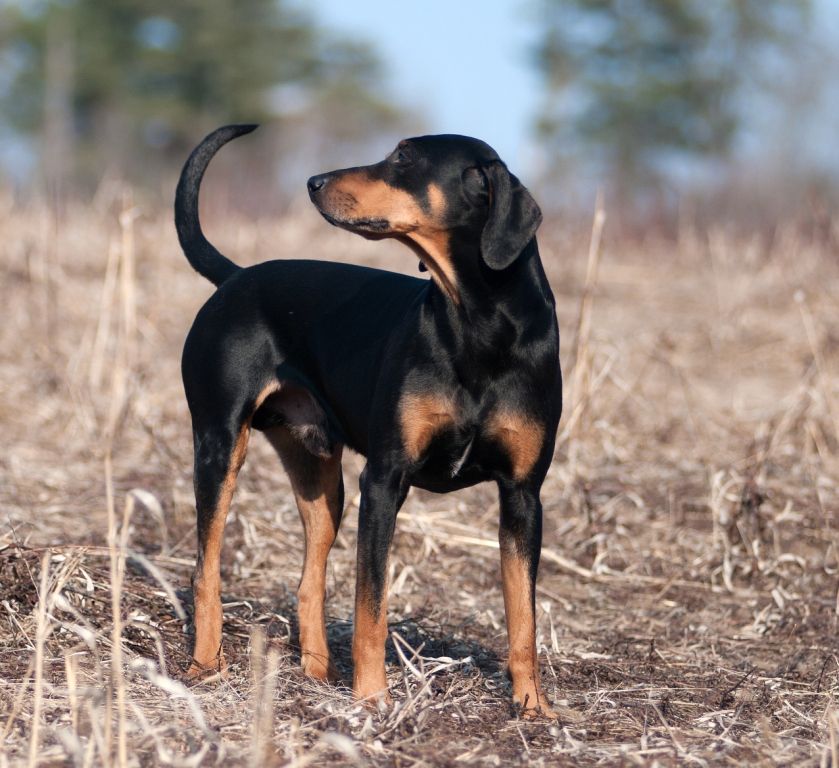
353 685 393 712
301 652 338 683
185 655 228 684
520 703 559 721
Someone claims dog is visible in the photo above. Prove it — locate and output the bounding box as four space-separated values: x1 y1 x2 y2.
175 125 561 717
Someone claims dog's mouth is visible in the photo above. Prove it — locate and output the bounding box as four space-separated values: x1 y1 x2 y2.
316 209 392 239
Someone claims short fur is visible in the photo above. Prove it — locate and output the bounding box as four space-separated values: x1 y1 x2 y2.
176 125 562 717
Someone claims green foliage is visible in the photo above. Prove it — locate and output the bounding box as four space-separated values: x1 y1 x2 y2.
0 0 398 188
534 0 811 195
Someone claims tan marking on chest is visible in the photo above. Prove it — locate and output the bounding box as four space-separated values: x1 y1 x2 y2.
399 393 457 461
487 411 545 481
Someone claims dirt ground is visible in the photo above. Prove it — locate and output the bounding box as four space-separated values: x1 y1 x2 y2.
2 188 839 766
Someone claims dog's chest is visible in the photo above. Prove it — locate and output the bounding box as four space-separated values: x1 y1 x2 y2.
399 389 545 485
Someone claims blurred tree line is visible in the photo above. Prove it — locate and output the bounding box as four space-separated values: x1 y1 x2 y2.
0 0 408 200
533 0 819 212
0 0 832 221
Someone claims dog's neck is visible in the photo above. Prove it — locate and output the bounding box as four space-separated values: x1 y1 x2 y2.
419 237 557 366
439 237 553 317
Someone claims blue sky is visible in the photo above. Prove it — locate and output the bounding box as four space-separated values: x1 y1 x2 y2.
311 0 839 181
310 0 542 170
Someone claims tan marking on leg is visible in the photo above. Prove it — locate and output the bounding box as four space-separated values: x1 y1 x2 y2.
352 581 391 705
399 392 457 461
254 380 281 410
266 428 343 681
189 424 250 679
488 411 545 482
499 542 556 718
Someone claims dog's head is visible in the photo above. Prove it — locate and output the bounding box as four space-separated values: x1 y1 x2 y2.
307 135 541 303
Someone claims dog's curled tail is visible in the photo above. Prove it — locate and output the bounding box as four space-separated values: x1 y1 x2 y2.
175 124 258 286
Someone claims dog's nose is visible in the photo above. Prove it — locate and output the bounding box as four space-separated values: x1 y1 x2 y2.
307 174 329 194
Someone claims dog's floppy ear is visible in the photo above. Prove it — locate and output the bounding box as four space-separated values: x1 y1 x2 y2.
480 161 542 270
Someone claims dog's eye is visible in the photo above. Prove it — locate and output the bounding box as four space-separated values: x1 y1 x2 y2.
391 144 413 166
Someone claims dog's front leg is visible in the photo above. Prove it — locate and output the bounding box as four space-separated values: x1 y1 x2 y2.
498 479 557 718
352 464 408 705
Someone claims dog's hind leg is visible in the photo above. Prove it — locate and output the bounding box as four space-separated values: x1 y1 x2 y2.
188 418 251 679
265 426 344 681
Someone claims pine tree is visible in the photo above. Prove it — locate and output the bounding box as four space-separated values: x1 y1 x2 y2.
533 0 810 199
0 0 399 190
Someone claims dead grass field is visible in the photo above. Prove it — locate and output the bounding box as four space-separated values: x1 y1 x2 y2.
1 188 839 766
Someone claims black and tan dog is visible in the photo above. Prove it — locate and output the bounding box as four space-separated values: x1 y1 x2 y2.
175 125 561 717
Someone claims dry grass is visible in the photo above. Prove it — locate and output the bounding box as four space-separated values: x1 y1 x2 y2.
1 186 839 766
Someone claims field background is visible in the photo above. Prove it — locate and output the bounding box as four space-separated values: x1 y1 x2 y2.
2 191 839 766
